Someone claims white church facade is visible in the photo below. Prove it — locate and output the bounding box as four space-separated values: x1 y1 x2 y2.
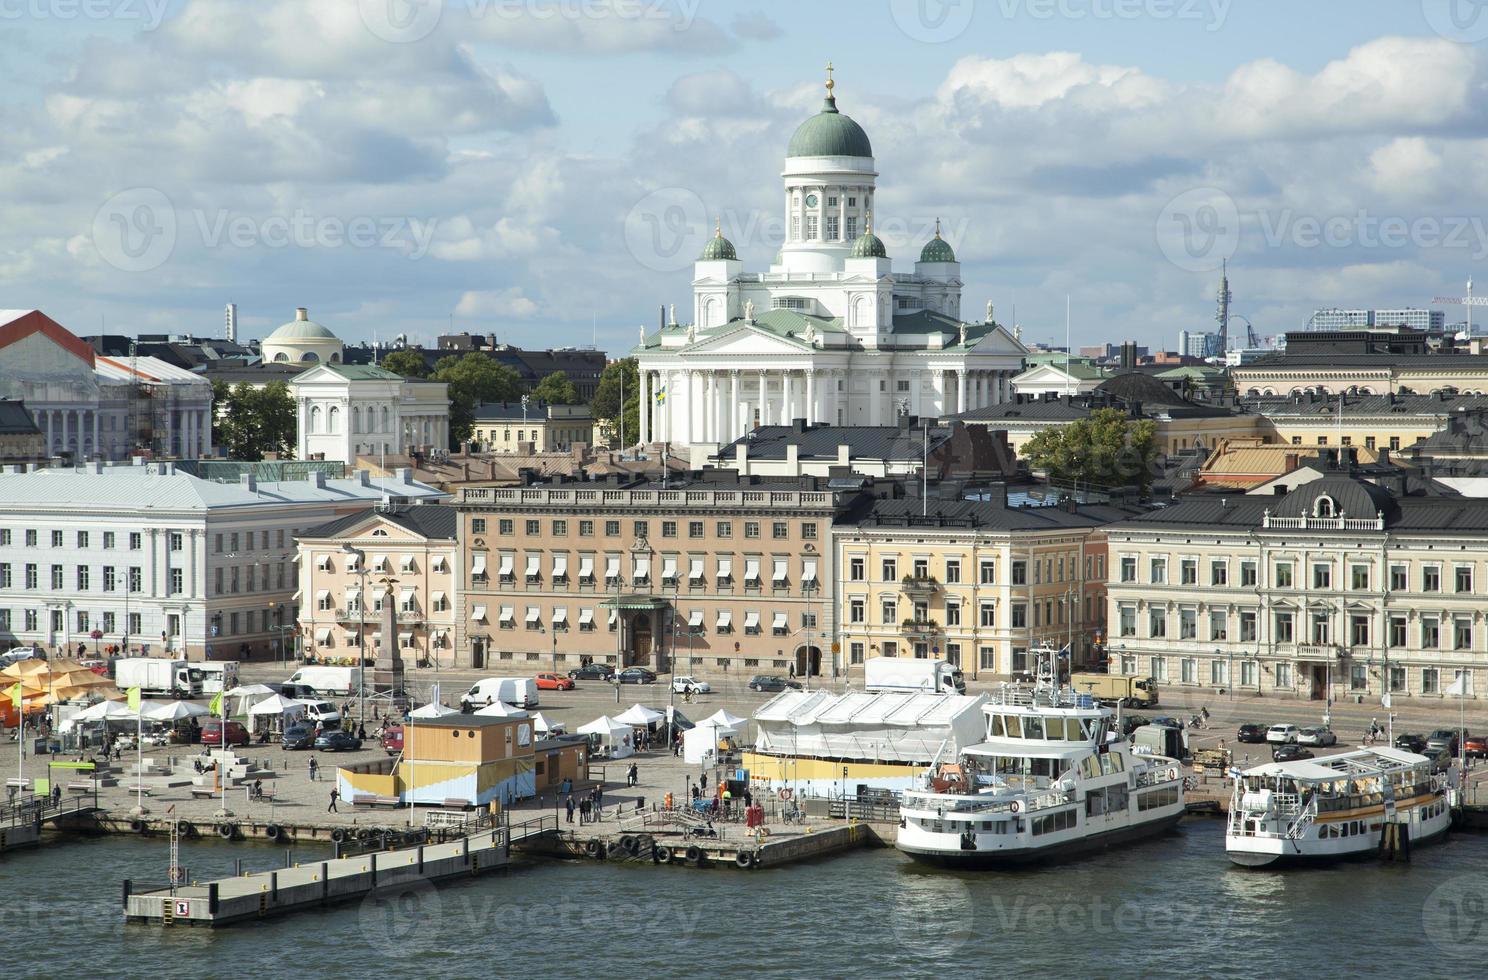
634 70 1027 449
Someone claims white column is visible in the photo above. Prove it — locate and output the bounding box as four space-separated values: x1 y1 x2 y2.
730 371 741 442
639 371 650 446
757 370 768 431
782 371 794 425
705 372 717 444
805 370 816 426
957 369 967 414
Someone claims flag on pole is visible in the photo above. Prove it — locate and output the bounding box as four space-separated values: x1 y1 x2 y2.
126 686 142 711
655 386 667 404
1446 673 1470 697
6 682 19 711
209 691 223 716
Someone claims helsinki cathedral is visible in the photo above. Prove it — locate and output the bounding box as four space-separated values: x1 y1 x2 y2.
634 67 1027 450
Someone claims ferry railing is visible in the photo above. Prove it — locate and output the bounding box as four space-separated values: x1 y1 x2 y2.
1285 795 1319 840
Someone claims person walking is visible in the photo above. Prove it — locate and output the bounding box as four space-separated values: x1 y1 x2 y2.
328 787 339 813
627 762 638 787
565 794 575 824
578 796 590 824
308 756 319 782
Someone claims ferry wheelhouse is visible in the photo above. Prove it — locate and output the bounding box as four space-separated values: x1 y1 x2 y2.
896 664 1185 868
1226 746 1450 867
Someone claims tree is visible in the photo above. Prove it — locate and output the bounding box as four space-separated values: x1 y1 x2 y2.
530 370 579 406
1022 407 1157 492
431 353 524 447
590 357 639 447
212 380 297 460
380 349 429 378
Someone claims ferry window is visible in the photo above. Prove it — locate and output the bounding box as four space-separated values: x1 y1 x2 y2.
1023 716 1044 739
1066 719 1084 740
989 714 1004 737
1044 718 1063 741
1003 716 1022 739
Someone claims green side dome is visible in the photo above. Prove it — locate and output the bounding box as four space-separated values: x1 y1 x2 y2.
699 221 737 261
919 220 956 263
787 94 873 159
851 230 887 259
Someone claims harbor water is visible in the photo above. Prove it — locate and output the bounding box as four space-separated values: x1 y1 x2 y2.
7 821 1488 979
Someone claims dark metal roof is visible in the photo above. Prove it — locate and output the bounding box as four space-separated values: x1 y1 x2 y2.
714 421 955 461
301 504 458 541
0 400 39 435
854 496 1138 531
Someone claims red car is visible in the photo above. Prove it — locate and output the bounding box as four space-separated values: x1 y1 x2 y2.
534 672 575 691
380 725 403 756
201 720 250 747
1466 733 1488 759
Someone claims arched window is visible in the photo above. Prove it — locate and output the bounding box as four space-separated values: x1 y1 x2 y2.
1314 496 1336 519
381 405 390 431
273 352 288 363
371 529 389 537
301 351 319 362
330 352 341 363
352 406 361 433
328 406 340 433
309 405 323 433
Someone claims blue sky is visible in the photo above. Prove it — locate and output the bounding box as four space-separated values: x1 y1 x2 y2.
4 0 1488 355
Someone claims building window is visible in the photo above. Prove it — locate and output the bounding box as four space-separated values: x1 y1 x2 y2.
1349 664 1368 691
129 567 142 592
1118 605 1136 637
1210 561 1227 586
77 531 89 549
1011 561 1027 586
1456 566 1473 593
633 521 649 539
801 522 818 540
662 521 678 538
1240 561 1257 587
1150 558 1167 585
980 560 995 585
1012 604 1028 629
169 532 183 552
881 558 897 582
579 520 594 537
1179 608 1196 639
1311 563 1331 590
1210 660 1228 686
50 565 63 590
1149 607 1166 638
169 568 184 595
1423 668 1440 695
0 565 7 589
1150 657 1168 682
1240 610 1257 642
1209 610 1226 641
1311 611 1330 645
1350 615 1370 647
849 599 865 624
1274 563 1293 588
980 603 995 628
102 532 114 549
1275 611 1294 643
1180 559 1197 585
76 566 89 590
850 642 865 665
1389 666 1406 692
743 522 759 539
688 521 704 539
944 559 962 584
881 599 897 624
552 520 568 537
24 529 36 547
51 530 62 547
1455 617 1472 650
946 602 962 627
1350 565 1369 590
1423 566 1441 592
1274 662 1291 688
1389 564 1407 591
24 564 36 590
849 558 865 582
1388 615 1406 648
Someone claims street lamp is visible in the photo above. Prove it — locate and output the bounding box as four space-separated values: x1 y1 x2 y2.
343 545 367 726
267 601 280 666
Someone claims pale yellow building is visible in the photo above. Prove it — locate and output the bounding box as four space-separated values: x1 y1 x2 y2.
1247 392 1488 455
836 491 1127 680
471 401 595 453
296 504 459 669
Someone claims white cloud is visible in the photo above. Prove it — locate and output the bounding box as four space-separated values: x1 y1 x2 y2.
454 287 539 318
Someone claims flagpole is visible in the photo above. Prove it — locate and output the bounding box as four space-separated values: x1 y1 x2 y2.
135 697 142 815
219 691 227 817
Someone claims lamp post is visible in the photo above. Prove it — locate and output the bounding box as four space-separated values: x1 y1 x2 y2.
267 601 280 666
343 545 367 727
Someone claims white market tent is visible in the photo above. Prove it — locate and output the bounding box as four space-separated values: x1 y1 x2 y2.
248 693 308 720
752 690 987 764
140 700 212 722
703 709 747 732
474 700 529 719
225 683 277 717
410 702 458 719
614 704 664 727
66 700 138 726
531 712 564 736
684 720 736 765
577 716 634 759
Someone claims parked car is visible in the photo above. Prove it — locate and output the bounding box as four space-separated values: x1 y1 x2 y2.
281 723 316 751
568 663 615 681
300 700 342 730
1272 743 1315 762
1394 733 1428 754
1424 746 1454 774
748 675 802 693
672 676 712 695
617 667 657 685
1266 724 1300 745
1426 729 1465 755
380 725 404 756
1297 726 1337 747
314 731 363 752
77 658 109 675
1465 733 1488 759
201 720 249 747
1236 723 1268 744
534 672 576 691
1149 716 1183 729
0 646 46 668
1121 715 1150 736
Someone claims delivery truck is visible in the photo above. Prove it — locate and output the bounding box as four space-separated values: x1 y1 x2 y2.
863 657 966 695
1070 672 1159 707
114 658 201 698
283 665 358 696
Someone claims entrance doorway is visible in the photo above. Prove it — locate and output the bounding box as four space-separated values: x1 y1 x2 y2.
1308 664 1327 700
472 637 485 670
795 645 822 679
631 613 652 666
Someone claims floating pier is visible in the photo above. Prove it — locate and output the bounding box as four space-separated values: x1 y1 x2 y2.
123 816 557 927
519 818 882 870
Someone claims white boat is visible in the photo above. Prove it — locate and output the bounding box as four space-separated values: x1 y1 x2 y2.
1225 746 1451 868
895 658 1186 868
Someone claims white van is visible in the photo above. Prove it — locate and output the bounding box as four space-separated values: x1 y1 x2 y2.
463 677 539 710
300 701 343 729
194 661 240 694
285 666 357 696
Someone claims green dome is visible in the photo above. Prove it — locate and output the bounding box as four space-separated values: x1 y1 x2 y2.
919 221 956 263
787 95 873 159
699 222 737 261
267 307 337 341
851 230 887 259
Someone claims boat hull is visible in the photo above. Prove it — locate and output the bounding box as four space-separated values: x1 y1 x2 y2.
897 811 1182 869
1226 820 1450 869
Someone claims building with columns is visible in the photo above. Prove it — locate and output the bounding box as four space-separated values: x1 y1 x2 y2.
633 71 1026 451
292 362 450 462
0 310 214 460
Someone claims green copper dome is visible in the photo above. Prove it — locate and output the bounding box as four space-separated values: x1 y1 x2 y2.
787 95 873 159
699 222 737 261
851 229 887 259
919 221 956 263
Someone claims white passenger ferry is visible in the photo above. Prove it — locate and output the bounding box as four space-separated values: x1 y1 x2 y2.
896 660 1186 867
1226 746 1451 867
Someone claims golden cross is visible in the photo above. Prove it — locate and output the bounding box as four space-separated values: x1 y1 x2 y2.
825 61 834 93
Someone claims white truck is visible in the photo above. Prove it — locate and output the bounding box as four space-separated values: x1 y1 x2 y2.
114 658 201 698
194 661 240 695
463 677 540 710
863 657 966 696
284 666 358 696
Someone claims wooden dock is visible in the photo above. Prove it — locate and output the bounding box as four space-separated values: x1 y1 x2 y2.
0 791 104 856
518 818 883 869
123 815 557 927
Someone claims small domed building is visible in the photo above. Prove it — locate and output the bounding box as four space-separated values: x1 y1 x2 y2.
261 308 345 365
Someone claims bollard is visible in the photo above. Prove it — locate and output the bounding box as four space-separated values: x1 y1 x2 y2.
207 882 219 915
417 845 424 874
270 871 278 901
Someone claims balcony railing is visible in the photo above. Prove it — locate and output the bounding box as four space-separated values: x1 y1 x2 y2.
1296 643 1342 662
1262 512 1384 531
396 610 422 624
901 618 942 637
901 575 942 596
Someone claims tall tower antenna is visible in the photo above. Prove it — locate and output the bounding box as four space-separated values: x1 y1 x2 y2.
1215 260 1232 354
225 302 237 343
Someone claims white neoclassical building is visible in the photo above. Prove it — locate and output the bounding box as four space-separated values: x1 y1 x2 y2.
292 363 450 462
634 70 1026 450
261 308 345 365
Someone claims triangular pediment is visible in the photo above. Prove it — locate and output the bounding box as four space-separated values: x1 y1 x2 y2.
682 324 808 356
969 324 1031 356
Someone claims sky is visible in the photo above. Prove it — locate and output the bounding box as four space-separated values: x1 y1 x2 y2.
5 0 1488 355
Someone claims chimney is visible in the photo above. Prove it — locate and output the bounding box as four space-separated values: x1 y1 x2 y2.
295 307 309 322
397 466 414 485
792 417 808 433
1120 341 1137 370
240 473 257 493
1284 453 1299 473
308 471 327 489
357 469 371 486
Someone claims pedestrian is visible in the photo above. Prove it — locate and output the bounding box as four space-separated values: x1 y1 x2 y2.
699 771 708 793
328 788 339 812
357 723 367 740
51 784 61 807
308 756 319 782
628 762 638 787
565 794 575 824
744 788 753 808
579 797 590 824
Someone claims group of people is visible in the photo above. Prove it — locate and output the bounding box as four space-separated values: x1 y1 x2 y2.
564 784 607 824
